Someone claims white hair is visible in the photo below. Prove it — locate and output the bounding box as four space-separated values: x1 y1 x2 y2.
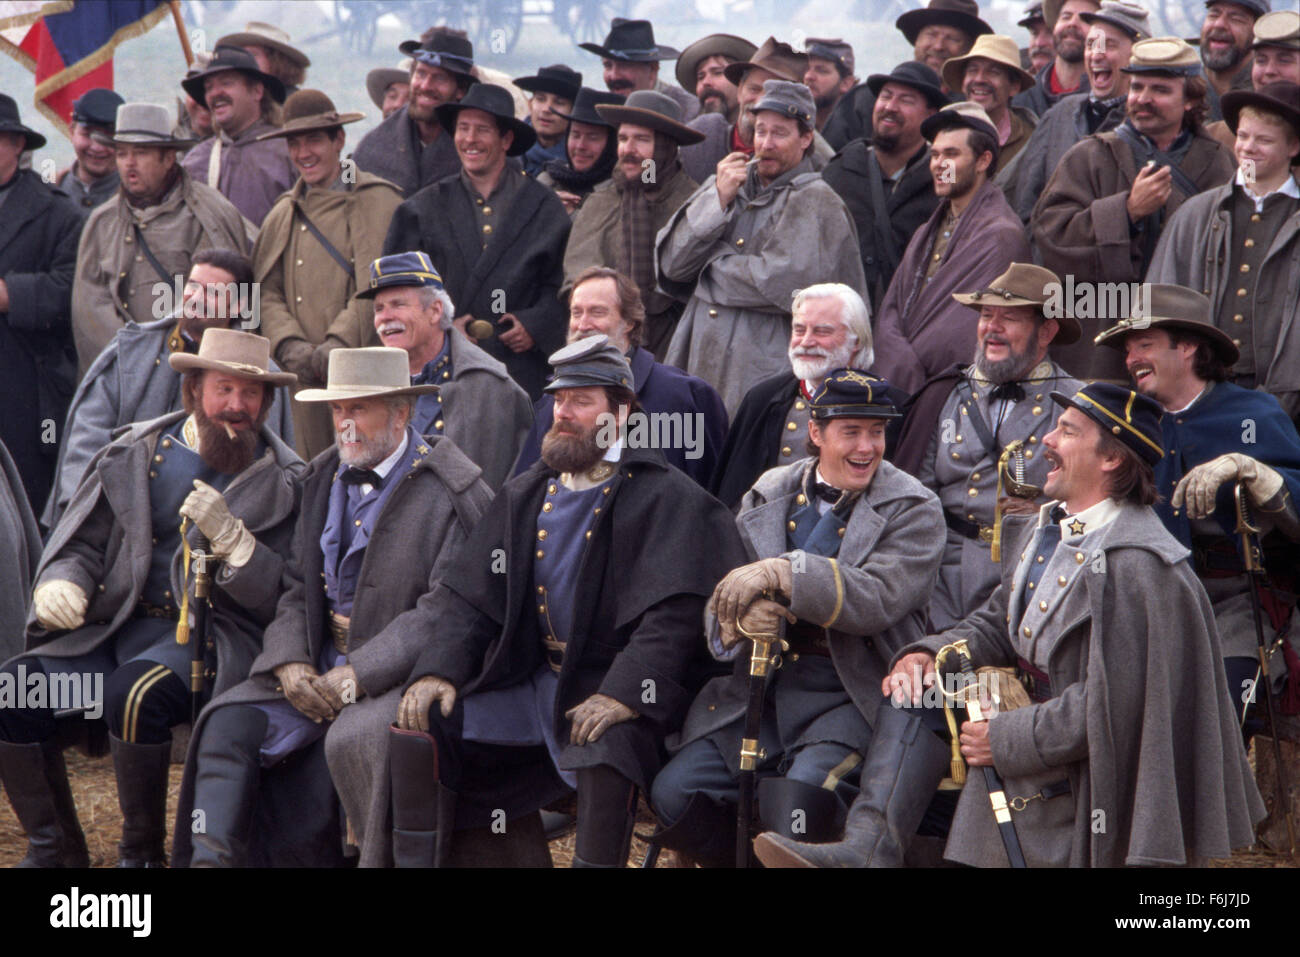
416 284 455 331
791 283 874 369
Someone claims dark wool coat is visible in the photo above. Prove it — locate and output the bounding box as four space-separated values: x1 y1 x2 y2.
0 169 85 509
1012 61 1088 119
404 445 748 798
351 106 462 198
171 434 493 868
0 439 42 662
384 170 571 400
820 81 876 153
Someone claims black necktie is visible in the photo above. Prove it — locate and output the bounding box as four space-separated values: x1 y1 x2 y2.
811 479 842 505
989 382 1025 402
340 467 383 487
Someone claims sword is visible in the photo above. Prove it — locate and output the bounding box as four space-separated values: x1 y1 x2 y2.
177 520 216 726
1234 483 1297 858
992 440 1043 563
735 609 787 868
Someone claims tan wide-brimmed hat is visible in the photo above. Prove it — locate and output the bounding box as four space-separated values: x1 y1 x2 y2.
942 34 1037 92
952 262 1081 344
675 33 758 93
169 328 297 385
1094 283 1239 365
255 90 364 141
367 59 412 110
217 21 311 69
98 102 197 149
296 348 438 403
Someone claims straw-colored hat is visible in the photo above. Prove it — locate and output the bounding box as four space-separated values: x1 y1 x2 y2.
168 328 297 385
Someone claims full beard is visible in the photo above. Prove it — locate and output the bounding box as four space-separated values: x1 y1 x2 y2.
790 341 857 382
1056 29 1085 64
541 422 605 474
338 415 406 469
1202 43 1245 72
195 404 259 474
974 341 1037 384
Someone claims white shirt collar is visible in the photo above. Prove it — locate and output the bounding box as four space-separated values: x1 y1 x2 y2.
1235 167 1300 212
1036 496 1124 541
354 432 409 494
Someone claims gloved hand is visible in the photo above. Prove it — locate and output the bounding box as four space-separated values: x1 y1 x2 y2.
398 675 457 732
33 580 88 632
312 664 364 712
310 339 343 383
565 693 637 745
718 597 798 650
180 480 255 567
275 661 334 723
709 558 793 634
1171 452 1284 519
277 339 316 383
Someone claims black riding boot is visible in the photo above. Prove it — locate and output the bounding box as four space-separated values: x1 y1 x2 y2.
756 776 848 844
0 739 89 867
187 706 266 868
389 725 457 868
645 790 737 868
111 734 173 867
571 766 637 868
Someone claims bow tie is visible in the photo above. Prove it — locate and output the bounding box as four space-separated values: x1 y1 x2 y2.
1049 505 1068 523
811 479 843 505
340 467 383 488
989 382 1026 402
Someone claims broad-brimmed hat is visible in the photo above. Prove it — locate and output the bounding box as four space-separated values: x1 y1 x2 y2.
897 0 994 46
1044 0 1101 30
366 60 412 110
296 347 439 403
1222 81 1300 143
169 328 296 386
436 83 536 155
595 89 705 144
810 369 902 420
1252 9 1299 50
0 93 47 150
217 22 311 69
354 251 445 301
181 44 287 107
553 88 626 127
399 28 477 79
941 34 1037 92
255 90 363 141
866 61 949 109
1079 1 1153 41
1018 1 1046 27
749 80 817 129
805 37 856 76
1093 283 1240 365
723 36 807 86
98 103 196 149
71 89 125 130
1121 36 1203 76
1205 0 1269 17
952 262 1081 344
921 100 999 141
676 34 758 93
516 64 583 100
544 335 635 392
1051 383 1164 464
579 18 679 62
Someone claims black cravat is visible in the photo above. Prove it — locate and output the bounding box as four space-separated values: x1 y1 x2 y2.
340 467 383 487
811 479 842 505
989 382 1026 402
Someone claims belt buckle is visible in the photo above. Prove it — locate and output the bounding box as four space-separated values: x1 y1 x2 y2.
978 525 994 543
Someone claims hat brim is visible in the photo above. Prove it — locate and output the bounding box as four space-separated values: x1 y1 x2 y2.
551 106 617 128
675 35 759 92
895 9 994 46
723 59 804 86
515 76 581 100
1078 11 1148 41
920 111 999 145
218 31 311 68
578 42 679 62
544 373 632 392
866 73 949 109
810 405 903 420
295 383 440 403
366 68 410 109
950 292 1082 345
168 353 297 385
397 41 477 77
98 130 197 149
592 104 706 144
436 101 536 155
1093 316 1240 365
941 52 1036 93
1221 88 1300 139
0 123 47 150
255 112 366 141
182 65 287 107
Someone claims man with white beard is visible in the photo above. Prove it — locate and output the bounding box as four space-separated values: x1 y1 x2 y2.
709 284 906 510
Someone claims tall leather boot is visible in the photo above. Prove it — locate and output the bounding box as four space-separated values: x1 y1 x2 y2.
571 766 637 868
757 777 847 843
644 790 737 868
187 706 266 868
753 705 950 868
110 734 172 867
0 739 89 868
389 726 457 868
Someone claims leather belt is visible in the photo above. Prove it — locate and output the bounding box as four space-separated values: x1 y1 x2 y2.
784 621 833 658
946 511 993 543
1008 778 1071 811
135 602 178 621
328 611 350 655
1191 536 1245 578
1015 656 1052 703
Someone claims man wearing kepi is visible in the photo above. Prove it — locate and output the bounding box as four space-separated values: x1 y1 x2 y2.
0 330 300 868
171 346 492 868
658 79 866 414
391 336 745 867
651 371 947 867
57 89 125 210
1094 285 1300 729
854 382 1263 867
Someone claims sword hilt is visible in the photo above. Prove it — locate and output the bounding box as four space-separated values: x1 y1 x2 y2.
1234 483 1264 574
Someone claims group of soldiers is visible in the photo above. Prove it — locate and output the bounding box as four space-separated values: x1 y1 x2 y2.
0 0 1297 868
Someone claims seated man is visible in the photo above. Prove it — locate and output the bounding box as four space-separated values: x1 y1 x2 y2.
391 336 745 867
0 331 300 868
171 346 492 867
651 371 947 867
767 382 1263 866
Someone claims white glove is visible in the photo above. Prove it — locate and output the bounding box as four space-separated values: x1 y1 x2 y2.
179 480 256 567
33 580 88 631
1171 453 1284 519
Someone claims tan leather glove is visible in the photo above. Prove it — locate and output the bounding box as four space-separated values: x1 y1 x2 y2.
398 675 457 732
180 480 255 567
275 662 334 723
1171 452 1284 519
33 580 88 631
277 339 316 383
717 597 798 650
710 558 793 635
565 693 637 745
311 664 364 712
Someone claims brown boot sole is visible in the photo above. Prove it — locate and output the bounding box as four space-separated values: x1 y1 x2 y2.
752 833 819 868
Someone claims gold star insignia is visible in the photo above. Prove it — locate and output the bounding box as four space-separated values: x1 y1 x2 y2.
417 444 430 455
1068 518 1086 536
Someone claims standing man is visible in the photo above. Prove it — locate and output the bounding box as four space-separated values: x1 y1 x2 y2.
180 45 295 234
942 35 1039 173
1014 0 1099 117
0 95 85 513
391 336 745 867
580 18 699 124
822 63 944 311
562 91 704 358
1033 37 1236 380
1019 2 1057 74
363 252 533 489
217 21 312 98
1250 10 1300 87
353 27 478 198
1148 83 1300 419
1200 0 1269 122
172 346 493 868
56 89 125 210
659 80 866 414
71 102 246 378
253 90 403 460
803 38 856 133
677 33 756 123
516 64 582 177
898 0 994 79
538 88 624 215
384 84 571 400
366 59 412 120
872 103 1029 395
0 330 300 868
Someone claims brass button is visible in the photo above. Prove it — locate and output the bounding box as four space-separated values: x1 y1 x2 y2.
795 401 806 411
296 259 303 266
153 454 163 463
1032 406 1042 415
434 419 443 430
1244 238 1255 247
548 484 557 494
152 537 158 545
162 438 172 448
707 704 716 711
300 224 308 231
1034 394 1043 401
708 309 718 317
536 549 545 559
354 519 362 527
483 224 493 235
1039 600 1048 612
442 371 450 380
790 652 800 662
735 238 744 247
1237 288 1247 297
1240 264 1250 274
951 452 961 460
164 590 173 600
602 487 611 495
786 421 797 431
585 530 592 539
149 470 157 478
1075 552 1085 564
1232 338 1241 347
837 527 845 537
537 586 544 595
1233 314 1244 323
543 502 553 512
796 494 807 505
788 520 797 531
538 604 546 614
954 434 962 442
967 513 975 520
1029 436 1037 444
781 446 792 456
483 206 492 215
296 296 303 303
970 471 981 482
1057 576 1067 586
968 488 978 497
537 529 547 541
1036 555 1044 563
593 507 601 514
1022 626 1032 638
1024 450 1033 459
1251 213 1261 223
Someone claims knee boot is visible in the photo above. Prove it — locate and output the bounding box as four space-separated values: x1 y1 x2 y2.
645 790 737 868
572 766 637 868
757 777 847 844
389 725 457 868
187 706 266 868
0 739 89 868
111 734 173 867
753 705 950 868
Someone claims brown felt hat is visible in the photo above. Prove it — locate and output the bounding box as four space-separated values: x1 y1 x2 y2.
953 262 1081 344
723 36 807 86
676 34 758 93
1093 283 1239 365
595 89 706 144
217 22 311 69
255 90 363 140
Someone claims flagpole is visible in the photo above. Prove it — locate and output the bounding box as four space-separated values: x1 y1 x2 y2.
169 1 193 66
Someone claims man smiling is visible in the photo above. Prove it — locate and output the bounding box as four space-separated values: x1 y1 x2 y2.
56 89 124 210
942 35 1039 172
516 65 581 177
